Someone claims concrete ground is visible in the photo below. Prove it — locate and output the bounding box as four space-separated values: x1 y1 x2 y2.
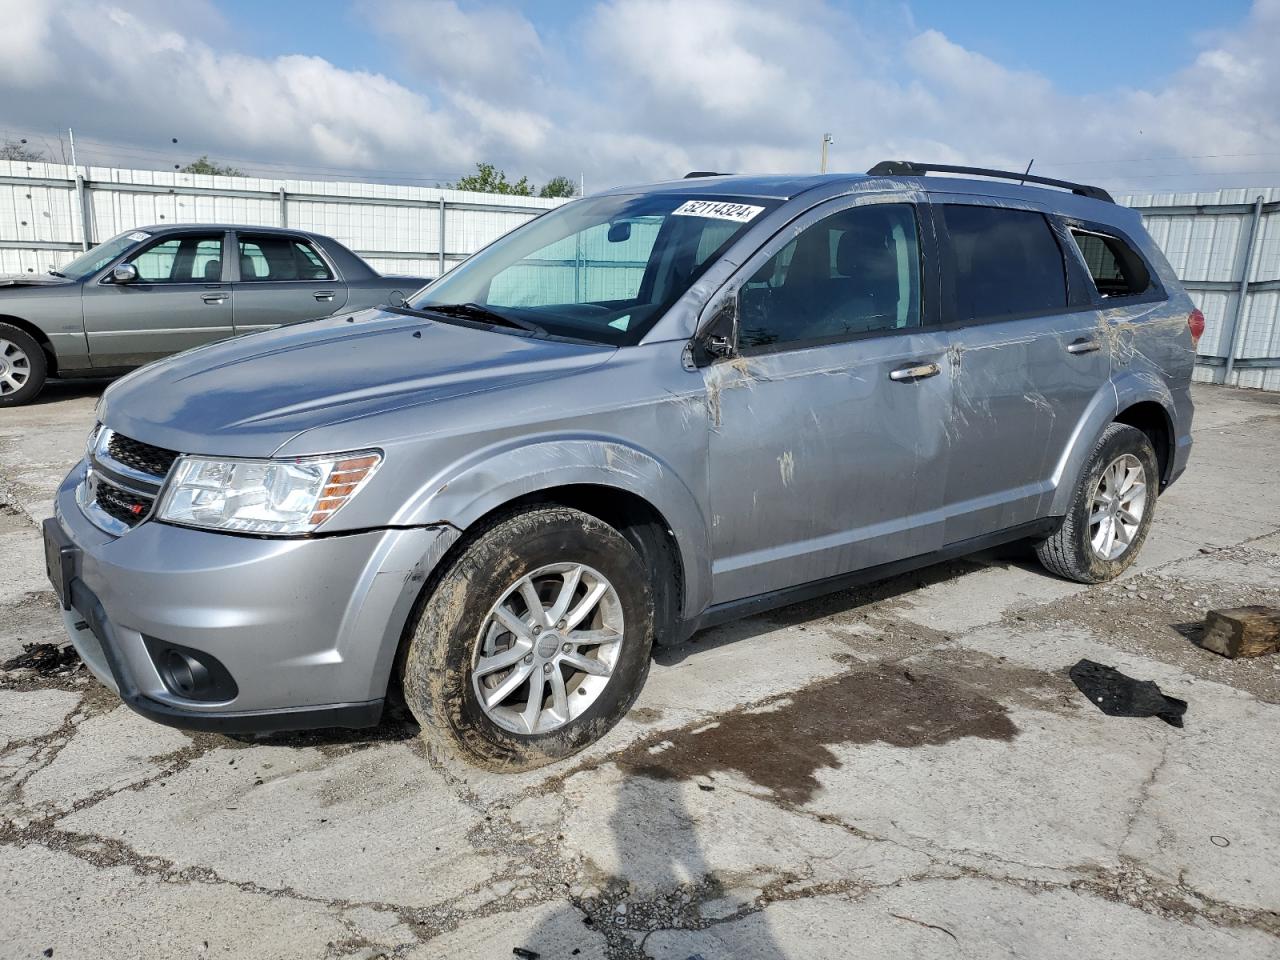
1 380 1278 960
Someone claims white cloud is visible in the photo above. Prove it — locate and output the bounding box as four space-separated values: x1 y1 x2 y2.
2 0 1280 193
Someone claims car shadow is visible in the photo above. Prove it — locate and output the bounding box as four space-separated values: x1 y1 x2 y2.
657 539 1042 666
32 378 112 405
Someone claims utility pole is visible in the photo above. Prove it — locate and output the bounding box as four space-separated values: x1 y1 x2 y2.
69 128 89 250
820 133 833 173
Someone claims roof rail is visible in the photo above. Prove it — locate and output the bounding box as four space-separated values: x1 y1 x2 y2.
684 171 731 178
866 161 1114 203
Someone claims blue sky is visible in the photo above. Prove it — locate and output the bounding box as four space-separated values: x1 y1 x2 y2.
2 0 1277 193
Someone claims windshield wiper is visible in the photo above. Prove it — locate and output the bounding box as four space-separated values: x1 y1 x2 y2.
421 302 546 336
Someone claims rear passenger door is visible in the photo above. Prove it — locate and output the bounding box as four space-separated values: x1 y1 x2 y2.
931 198 1112 544
230 232 349 334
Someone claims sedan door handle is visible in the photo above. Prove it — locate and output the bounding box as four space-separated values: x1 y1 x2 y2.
1067 338 1101 354
313 291 336 302
201 292 229 304
889 362 941 382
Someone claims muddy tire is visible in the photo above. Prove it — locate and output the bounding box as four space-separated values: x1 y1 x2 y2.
402 506 654 770
0 323 47 407
1036 422 1159 583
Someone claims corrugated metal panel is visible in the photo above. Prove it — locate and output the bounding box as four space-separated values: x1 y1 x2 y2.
0 160 564 285
1121 187 1280 391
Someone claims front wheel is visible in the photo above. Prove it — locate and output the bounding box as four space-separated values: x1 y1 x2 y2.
0 324 47 407
401 506 654 770
1036 422 1159 583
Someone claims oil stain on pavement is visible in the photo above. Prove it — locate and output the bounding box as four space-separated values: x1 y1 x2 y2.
612 664 1019 804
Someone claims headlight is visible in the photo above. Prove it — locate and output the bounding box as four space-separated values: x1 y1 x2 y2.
156 450 381 535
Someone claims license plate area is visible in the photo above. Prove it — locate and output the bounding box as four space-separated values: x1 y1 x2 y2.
43 518 79 611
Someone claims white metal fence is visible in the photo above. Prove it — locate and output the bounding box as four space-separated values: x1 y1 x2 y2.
2 162 1277 391
0 160 565 280
1122 187 1280 392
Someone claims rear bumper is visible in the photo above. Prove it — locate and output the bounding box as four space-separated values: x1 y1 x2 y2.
53 460 457 733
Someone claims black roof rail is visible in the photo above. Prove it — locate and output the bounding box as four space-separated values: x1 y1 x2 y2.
684 171 731 178
866 160 1114 203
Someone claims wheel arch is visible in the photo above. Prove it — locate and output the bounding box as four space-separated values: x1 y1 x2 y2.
394 437 711 633
0 313 57 375
1114 399 1175 489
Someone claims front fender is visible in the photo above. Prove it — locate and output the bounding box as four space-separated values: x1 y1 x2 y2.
392 436 712 620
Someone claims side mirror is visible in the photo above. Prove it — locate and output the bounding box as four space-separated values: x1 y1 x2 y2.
111 263 139 284
690 295 737 367
607 221 632 243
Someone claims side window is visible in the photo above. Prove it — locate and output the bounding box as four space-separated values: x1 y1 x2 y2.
739 203 922 349
237 235 334 282
942 205 1067 323
1070 229 1152 299
127 235 224 284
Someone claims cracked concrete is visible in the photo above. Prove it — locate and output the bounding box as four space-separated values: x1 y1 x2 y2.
2 382 1279 959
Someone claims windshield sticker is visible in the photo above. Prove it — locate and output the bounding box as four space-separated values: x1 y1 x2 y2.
127 231 151 242
671 200 764 223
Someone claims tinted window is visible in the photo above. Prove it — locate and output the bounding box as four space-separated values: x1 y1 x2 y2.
126 234 225 284
739 203 921 349
1071 230 1152 299
943 205 1067 322
238 235 334 281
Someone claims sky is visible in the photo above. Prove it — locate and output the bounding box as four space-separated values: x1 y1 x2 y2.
1 0 1278 195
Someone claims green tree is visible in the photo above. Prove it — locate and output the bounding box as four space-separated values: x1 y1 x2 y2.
453 162 533 196
539 175 577 199
181 155 245 176
0 139 47 161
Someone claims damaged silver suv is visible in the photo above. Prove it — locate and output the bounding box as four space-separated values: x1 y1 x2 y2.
46 162 1198 769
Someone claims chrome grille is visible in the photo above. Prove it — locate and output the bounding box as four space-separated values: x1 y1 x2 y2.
79 428 177 535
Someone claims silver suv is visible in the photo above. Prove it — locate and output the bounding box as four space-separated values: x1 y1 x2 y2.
45 162 1199 769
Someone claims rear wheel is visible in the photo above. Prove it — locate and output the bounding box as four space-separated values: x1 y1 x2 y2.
1036 422 1159 583
401 506 654 770
0 324 47 407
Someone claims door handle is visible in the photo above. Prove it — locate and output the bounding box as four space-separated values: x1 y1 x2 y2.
314 291 335 302
201 292 228 304
889 362 941 382
1067 338 1100 354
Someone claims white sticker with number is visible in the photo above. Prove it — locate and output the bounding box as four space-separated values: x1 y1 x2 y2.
671 200 764 223
127 231 151 242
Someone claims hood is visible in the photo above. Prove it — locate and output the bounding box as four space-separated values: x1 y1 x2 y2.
99 309 614 457
0 273 74 288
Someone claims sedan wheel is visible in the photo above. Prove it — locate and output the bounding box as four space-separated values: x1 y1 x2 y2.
0 338 32 397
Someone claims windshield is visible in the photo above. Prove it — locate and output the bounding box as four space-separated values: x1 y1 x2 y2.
410 193 778 345
56 231 153 280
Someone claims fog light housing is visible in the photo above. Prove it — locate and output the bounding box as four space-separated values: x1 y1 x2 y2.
143 637 239 703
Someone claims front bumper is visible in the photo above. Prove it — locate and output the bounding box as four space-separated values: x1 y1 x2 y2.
52 461 457 733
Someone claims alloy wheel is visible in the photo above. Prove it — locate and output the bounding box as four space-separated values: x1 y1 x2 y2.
472 562 625 735
1089 454 1148 561
0 339 31 396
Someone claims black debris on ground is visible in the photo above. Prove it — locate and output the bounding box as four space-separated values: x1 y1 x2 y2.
1068 659 1187 728
512 949 540 959
2 642 80 675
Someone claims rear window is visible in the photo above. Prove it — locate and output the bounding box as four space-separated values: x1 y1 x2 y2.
1070 229 1152 299
943 205 1067 323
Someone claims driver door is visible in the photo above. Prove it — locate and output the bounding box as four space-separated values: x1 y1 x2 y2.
704 197 953 604
82 231 233 367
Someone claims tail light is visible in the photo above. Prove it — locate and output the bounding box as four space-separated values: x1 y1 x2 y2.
1188 308 1205 346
